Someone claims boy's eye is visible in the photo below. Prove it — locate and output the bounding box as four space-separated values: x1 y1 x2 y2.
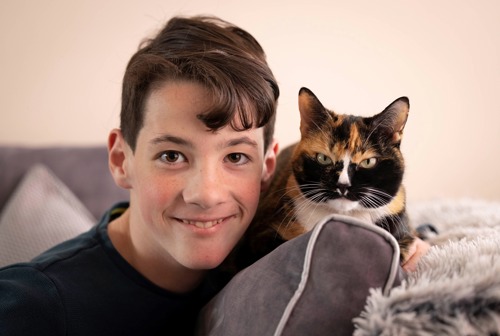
226 153 249 165
159 151 186 163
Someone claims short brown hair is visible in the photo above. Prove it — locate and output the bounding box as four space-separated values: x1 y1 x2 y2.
120 16 280 151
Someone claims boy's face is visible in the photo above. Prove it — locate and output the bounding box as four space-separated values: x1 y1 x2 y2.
111 80 277 271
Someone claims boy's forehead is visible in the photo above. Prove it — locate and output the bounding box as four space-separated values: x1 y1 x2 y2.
142 80 264 139
140 107 264 149
146 80 213 114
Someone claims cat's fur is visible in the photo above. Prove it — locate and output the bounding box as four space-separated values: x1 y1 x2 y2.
234 87 416 269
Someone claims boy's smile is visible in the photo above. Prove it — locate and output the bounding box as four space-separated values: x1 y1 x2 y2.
176 216 229 229
108 80 277 292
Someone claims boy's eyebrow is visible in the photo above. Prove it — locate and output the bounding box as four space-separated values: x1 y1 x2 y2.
150 135 258 149
226 136 258 148
150 135 193 148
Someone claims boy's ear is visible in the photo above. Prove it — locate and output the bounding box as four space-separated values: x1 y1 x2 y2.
108 129 133 189
261 139 279 192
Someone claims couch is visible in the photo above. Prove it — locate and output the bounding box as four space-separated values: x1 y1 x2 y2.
1 145 499 335
0 145 128 266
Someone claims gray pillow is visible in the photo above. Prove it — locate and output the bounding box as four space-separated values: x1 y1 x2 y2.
0 164 95 267
197 215 402 336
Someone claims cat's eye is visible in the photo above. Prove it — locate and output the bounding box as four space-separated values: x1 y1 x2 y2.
316 153 332 165
359 158 378 169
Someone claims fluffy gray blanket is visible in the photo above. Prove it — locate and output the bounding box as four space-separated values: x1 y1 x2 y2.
354 199 500 335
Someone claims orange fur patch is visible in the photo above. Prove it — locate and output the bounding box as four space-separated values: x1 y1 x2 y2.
387 186 406 215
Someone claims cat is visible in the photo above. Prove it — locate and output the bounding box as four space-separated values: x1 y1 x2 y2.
232 87 416 270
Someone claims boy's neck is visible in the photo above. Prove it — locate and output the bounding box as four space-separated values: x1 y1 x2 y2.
107 209 207 293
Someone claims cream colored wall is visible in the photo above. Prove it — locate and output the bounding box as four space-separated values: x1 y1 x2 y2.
1 0 499 202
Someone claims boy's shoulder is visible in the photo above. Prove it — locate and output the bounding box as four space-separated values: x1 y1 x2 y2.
0 213 112 335
0 263 66 335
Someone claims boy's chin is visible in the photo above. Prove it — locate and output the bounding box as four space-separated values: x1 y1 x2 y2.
182 250 230 271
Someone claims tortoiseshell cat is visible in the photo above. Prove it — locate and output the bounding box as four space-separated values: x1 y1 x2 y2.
232 87 416 270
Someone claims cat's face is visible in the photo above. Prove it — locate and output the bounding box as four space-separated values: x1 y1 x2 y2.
292 88 408 216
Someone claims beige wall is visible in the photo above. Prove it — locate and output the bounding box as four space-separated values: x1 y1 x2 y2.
1 0 499 202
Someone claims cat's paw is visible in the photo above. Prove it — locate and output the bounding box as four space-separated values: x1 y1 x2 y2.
401 237 431 273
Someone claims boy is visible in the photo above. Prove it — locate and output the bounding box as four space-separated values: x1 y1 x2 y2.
0 16 279 335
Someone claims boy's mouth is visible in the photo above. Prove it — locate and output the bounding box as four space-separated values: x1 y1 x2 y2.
178 218 225 229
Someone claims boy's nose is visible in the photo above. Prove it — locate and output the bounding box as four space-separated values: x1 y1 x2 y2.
182 166 226 209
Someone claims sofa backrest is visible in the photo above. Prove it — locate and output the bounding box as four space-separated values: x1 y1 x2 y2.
0 146 129 220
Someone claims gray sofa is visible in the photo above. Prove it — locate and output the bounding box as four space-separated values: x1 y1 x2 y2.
0 145 403 335
0 145 129 267
2 145 499 334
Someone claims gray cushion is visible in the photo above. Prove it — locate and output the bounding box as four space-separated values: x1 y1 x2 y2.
197 215 402 335
0 164 95 267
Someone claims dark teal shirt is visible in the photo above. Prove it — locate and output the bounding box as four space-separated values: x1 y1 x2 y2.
0 203 224 336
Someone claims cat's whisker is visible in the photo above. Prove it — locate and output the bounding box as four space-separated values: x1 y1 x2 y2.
358 191 388 209
273 183 328 234
358 188 411 239
357 191 397 232
361 187 393 203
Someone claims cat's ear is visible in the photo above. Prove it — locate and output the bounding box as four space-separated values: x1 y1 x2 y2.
298 87 330 136
371 97 409 144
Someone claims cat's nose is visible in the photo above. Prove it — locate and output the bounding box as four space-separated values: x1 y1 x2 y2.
336 183 350 195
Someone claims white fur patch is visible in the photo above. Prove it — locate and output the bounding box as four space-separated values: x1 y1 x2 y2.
294 193 380 231
338 153 351 186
